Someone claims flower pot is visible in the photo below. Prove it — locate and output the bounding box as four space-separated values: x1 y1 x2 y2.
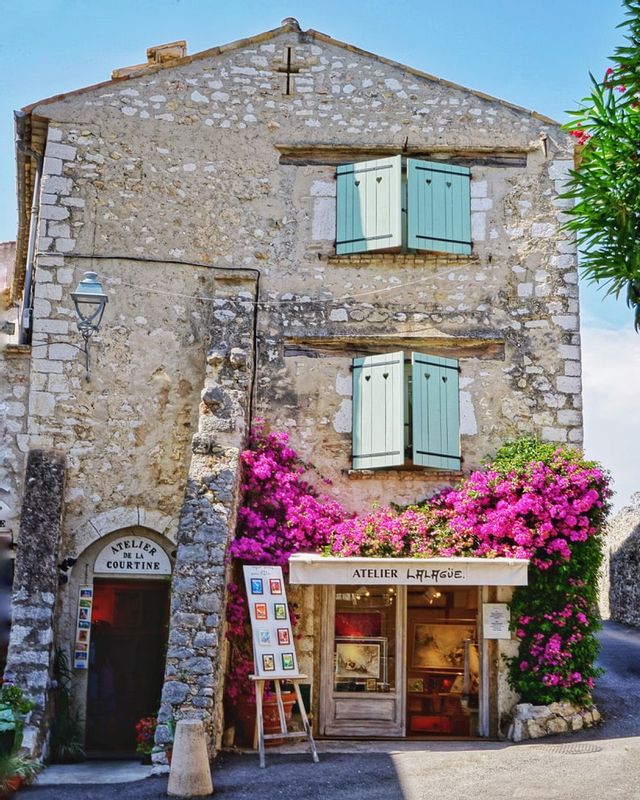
234 691 297 747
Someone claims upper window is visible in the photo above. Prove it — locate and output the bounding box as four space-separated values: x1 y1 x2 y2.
336 156 471 256
352 351 461 471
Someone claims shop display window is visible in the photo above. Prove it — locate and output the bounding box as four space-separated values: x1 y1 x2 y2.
333 586 396 693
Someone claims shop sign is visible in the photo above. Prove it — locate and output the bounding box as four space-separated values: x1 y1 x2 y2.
243 565 301 678
289 555 528 587
482 604 511 639
94 536 171 576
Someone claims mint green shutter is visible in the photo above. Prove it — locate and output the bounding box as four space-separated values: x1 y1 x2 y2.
352 351 405 469
336 156 402 255
407 159 471 255
411 352 461 470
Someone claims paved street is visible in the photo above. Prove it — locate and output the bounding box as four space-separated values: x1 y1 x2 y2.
17 621 640 800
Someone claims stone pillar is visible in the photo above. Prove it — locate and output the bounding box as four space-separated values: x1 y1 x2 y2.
3 449 66 757
156 279 256 761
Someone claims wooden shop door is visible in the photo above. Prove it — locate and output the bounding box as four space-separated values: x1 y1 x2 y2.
405 586 480 737
85 578 170 753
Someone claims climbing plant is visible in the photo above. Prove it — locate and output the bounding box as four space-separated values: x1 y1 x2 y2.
226 425 611 708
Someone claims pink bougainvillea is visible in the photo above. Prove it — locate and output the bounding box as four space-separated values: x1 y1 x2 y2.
225 426 610 707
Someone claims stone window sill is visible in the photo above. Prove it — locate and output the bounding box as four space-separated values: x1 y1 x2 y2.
327 253 477 267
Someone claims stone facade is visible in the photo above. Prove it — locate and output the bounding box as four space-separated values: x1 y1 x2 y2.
607 493 640 626
3 19 581 758
3 450 65 755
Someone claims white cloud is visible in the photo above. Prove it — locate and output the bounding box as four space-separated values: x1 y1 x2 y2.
581 324 640 513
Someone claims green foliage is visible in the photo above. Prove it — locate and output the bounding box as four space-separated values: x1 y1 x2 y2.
495 439 608 705
0 686 36 757
0 752 42 792
562 0 640 329
50 649 85 764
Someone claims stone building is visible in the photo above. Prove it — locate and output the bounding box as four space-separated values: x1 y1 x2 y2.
1 19 582 758
604 494 640 625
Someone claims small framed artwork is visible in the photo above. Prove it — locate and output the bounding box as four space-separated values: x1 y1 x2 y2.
78 620 90 630
408 677 424 693
74 642 88 653
277 628 290 646
254 603 268 620
250 578 264 595
74 651 87 661
366 678 377 692
258 629 271 646
79 599 92 609
273 603 287 620
79 588 93 599
78 608 90 621
281 653 294 670
262 654 275 672
269 578 282 595
77 629 89 642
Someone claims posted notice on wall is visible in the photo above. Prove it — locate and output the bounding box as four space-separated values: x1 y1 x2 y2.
243 565 301 679
482 603 511 639
74 585 94 669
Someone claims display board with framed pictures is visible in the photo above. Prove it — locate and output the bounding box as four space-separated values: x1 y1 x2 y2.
243 565 301 678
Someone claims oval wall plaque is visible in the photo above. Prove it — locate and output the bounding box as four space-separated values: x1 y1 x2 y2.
94 535 172 576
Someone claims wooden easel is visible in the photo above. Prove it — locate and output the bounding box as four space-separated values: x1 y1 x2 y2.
250 674 319 768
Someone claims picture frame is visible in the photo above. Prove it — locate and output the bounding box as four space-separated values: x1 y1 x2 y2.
281 653 294 670
254 603 268 620
262 654 275 672
334 637 387 682
78 620 90 630
273 603 287 620
250 578 264 595
269 578 282 595
258 629 271 645
408 677 424 693
78 608 90 621
410 623 476 670
277 628 290 646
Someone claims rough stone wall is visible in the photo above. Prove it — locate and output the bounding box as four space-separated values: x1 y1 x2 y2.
1 241 27 544
156 281 255 757
0 346 30 544
608 493 640 626
25 27 580 517
4 450 65 756
5 22 583 752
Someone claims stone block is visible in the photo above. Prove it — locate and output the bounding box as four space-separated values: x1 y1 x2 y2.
556 376 581 394
45 142 77 161
29 391 55 417
161 681 189 704
527 721 547 739
546 717 568 734
41 175 73 196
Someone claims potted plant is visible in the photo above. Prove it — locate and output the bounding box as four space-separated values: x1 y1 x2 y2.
0 686 41 796
135 716 157 764
50 650 85 763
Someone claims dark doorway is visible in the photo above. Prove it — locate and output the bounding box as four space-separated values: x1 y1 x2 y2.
86 578 170 753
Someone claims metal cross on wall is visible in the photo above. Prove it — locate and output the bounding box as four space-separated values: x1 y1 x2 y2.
277 46 303 95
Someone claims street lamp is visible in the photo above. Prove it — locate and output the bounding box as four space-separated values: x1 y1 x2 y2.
71 271 108 380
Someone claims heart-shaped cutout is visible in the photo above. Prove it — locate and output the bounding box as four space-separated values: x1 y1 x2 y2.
376 176 382 183
365 375 371 382
382 372 389 380
355 180 360 186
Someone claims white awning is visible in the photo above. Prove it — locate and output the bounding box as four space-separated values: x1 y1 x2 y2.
288 554 528 587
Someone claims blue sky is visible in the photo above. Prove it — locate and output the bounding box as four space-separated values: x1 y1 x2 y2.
1 0 636 510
